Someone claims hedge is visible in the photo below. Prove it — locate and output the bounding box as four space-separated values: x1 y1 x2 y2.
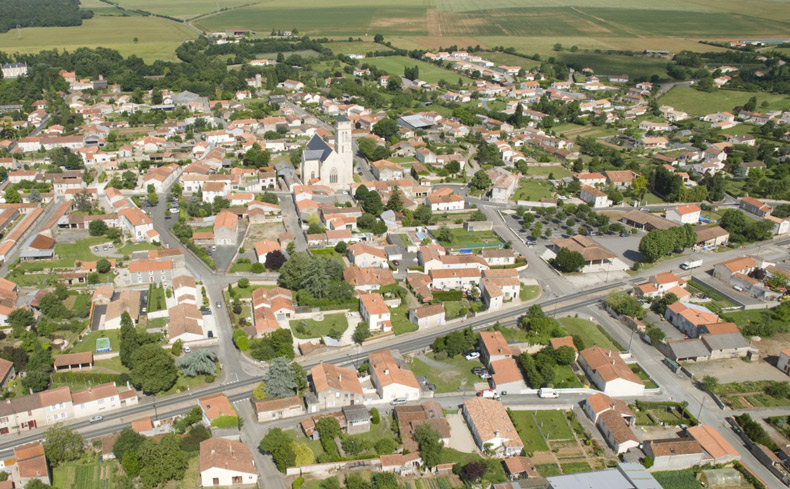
293 477 304 489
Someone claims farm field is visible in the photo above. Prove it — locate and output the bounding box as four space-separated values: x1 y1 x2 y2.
659 86 790 116
363 56 471 84
325 40 394 55
0 16 196 62
112 0 252 19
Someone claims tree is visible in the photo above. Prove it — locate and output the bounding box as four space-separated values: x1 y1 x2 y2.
374 33 384 42
446 160 461 174
4 188 20 204
263 357 298 398
87 219 107 236
8 308 34 331
96 258 111 274
44 424 84 466
265 250 287 270
291 441 314 466
606 292 645 319
372 118 398 141
122 450 141 478
701 375 719 393
766 381 790 399
238 278 250 289
385 188 403 212
470 169 492 191
334 241 347 254
260 428 296 472
554 346 576 365
462 461 487 483
277 252 312 290
130 344 178 394
413 424 443 468
302 258 330 298
138 434 189 487
353 323 371 343
435 227 452 244
552 247 585 273
24 481 50 489
114 426 146 461
28 188 42 203
176 349 217 377
414 204 432 225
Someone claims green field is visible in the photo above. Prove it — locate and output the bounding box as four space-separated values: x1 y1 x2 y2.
659 86 790 116
53 462 104 489
559 317 621 352
289 313 348 339
409 354 482 393
325 40 394 55
435 228 502 247
0 16 196 62
71 330 122 354
513 179 552 201
508 410 550 453
520 285 540 302
111 0 252 19
363 56 470 84
534 410 574 440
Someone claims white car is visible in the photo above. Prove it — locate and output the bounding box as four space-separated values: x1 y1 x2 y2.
184 345 191 353
89 415 103 423
390 398 407 405
464 351 480 360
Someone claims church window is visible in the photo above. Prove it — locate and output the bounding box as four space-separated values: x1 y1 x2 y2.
330 167 338 184
310 171 315 180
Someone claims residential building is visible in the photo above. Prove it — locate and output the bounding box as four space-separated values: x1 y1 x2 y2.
597 410 639 454
0 358 14 390
71 382 123 419
347 243 387 268
394 402 450 452
462 397 523 456
778 348 790 376
685 425 741 464
578 346 645 396
359 293 392 332
740 196 771 217
666 204 701 224
582 393 635 424
199 393 236 426
580 185 612 208
251 396 304 423
199 438 257 488
308 363 363 411
693 225 729 251
643 439 704 471
369 350 420 401
408 303 445 328
213 210 238 246
664 302 719 338
343 267 396 292
479 330 516 368
490 358 526 392
14 442 49 487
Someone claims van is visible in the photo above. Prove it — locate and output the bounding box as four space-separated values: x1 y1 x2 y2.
538 388 559 399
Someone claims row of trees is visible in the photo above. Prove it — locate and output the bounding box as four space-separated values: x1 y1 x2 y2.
638 224 697 263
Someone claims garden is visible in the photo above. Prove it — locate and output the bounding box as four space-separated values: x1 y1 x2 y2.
629 401 699 427
408 353 483 393
289 314 348 340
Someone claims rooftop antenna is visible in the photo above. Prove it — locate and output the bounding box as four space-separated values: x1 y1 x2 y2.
16 25 22 39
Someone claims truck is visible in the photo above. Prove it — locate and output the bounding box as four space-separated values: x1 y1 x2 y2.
680 259 703 270
477 389 500 399
538 387 559 399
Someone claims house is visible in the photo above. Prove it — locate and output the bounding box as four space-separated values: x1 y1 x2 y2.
359 293 392 332
430 268 481 291
643 439 704 470
480 248 516 266
634 272 689 301
371 159 404 180
103 290 142 328
394 402 450 452
701 332 751 360
713 256 758 282
71 382 123 420
342 405 371 435
550 235 623 273
578 346 645 396
251 395 304 423
479 330 516 368
426 191 465 211
343 267 396 292
580 185 612 208
409 303 445 328
14 442 50 487
462 397 523 456
666 204 701 224
504 456 540 480
597 410 639 454
128 259 172 284
53 352 93 372
576 172 606 187
740 196 771 217
380 453 423 476
369 350 420 402
778 348 790 376
167 303 204 343
253 240 280 264
603 170 636 189
583 393 635 424
214 211 238 246
664 302 719 338
347 243 387 268
308 363 363 411
200 438 257 488
118 207 155 243
686 425 741 464
694 225 729 251
199 393 236 426
490 358 526 392
0 358 14 390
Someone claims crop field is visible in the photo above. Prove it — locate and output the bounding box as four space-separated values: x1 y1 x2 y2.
112 0 252 19
364 56 471 83
659 86 790 116
325 40 394 55
0 16 196 62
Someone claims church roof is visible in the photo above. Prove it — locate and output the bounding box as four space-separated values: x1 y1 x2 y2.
304 134 333 162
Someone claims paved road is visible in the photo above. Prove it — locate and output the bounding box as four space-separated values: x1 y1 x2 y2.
277 194 308 252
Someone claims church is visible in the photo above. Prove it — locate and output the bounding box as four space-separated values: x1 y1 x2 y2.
300 116 353 189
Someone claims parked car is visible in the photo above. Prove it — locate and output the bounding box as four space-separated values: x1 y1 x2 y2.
393 260 399 266
93 246 99 252
464 351 480 360
89 415 103 423
183 345 191 353
103 245 108 251
479 372 491 379
390 398 407 405
216 301 222 308
472 367 487 375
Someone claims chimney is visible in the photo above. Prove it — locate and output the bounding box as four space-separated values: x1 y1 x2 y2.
612 360 616 365
384 368 389 375
607 350 612 357
495 430 500 438
211 449 215 455
338 374 341 381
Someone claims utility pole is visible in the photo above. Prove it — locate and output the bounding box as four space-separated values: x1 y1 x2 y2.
697 395 705 420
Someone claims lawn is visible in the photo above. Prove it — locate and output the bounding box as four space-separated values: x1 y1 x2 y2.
408 354 482 393
352 56 471 84
520 285 540 302
559 317 621 351
444 301 468 320
70 330 122 354
554 364 582 388
512 179 552 201
158 368 220 397
289 313 349 339
629 364 658 389
55 237 107 265
434 228 502 247
147 284 166 312
391 305 418 335
721 308 765 327
508 410 550 453
145 317 168 329
659 86 790 116
534 410 574 440
526 165 572 179
229 261 253 273
119 242 162 255
0 16 197 62
439 448 507 483
311 248 347 265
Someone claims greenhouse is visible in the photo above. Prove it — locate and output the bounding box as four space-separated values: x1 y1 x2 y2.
698 468 742 488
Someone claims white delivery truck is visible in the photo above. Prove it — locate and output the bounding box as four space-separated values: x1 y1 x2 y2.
680 259 703 270
538 388 559 399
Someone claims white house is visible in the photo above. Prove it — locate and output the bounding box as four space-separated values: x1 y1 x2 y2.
359 293 391 332
578 346 645 396
199 438 257 488
408 303 445 328
777 348 790 376
369 350 421 401
462 397 523 457
580 185 612 208
666 204 700 225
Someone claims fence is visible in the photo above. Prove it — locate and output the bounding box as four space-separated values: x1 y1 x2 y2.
285 458 381 477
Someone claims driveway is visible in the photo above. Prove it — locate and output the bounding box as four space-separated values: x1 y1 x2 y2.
445 413 478 453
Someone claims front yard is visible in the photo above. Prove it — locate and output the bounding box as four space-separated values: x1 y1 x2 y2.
558 317 622 351
289 313 348 339
434 228 502 247
512 179 553 201
408 353 482 393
